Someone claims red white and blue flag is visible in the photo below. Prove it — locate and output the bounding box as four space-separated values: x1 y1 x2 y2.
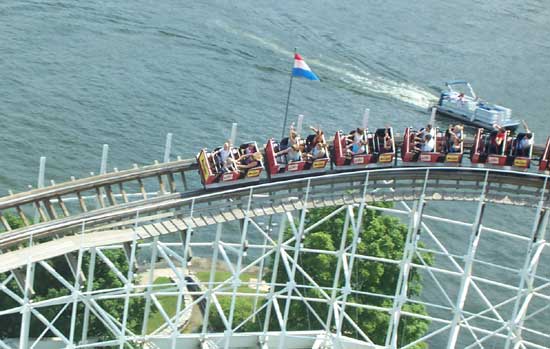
292 53 319 81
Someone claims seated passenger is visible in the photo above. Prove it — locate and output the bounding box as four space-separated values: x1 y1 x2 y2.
453 124 464 140
347 128 363 144
305 126 324 152
416 124 436 140
230 152 263 172
416 134 435 152
445 124 454 152
382 129 393 153
347 139 366 156
517 134 533 156
346 128 366 154
450 138 462 153
305 142 327 161
212 142 233 172
289 129 300 147
276 144 302 163
489 124 507 154
244 143 256 157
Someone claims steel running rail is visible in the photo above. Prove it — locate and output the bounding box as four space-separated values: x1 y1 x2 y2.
0 166 548 254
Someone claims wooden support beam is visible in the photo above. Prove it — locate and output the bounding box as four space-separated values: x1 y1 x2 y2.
105 185 117 206
167 172 177 193
33 201 48 223
0 212 12 231
118 183 129 203
76 191 88 212
157 175 166 195
181 171 188 191
56 196 70 217
43 199 58 220
95 187 106 208
16 206 30 226
137 179 147 200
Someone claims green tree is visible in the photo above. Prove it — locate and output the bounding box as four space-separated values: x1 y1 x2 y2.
0 213 145 340
207 296 263 333
267 203 433 348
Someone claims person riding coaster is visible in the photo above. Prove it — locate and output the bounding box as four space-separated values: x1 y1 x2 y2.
229 151 263 178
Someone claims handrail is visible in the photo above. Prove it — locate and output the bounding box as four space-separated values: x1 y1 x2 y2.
0 158 196 210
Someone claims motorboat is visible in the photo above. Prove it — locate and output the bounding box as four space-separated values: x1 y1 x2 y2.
435 80 520 131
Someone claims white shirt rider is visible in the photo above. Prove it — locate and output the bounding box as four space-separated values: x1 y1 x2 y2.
219 147 231 162
421 136 435 152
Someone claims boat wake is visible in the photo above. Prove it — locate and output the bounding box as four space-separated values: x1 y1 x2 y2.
217 22 439 110
313 60 439 109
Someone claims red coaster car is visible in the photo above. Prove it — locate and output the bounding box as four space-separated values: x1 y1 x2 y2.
539 137 550 171
401 126 464 165
264 136 329 179
332 127 395 169
470 128 532 169
197 142 264 189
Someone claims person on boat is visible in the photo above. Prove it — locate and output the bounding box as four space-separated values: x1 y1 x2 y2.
457 93 465 105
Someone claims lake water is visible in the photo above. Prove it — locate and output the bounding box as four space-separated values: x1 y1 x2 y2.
1 0 549 347
2 0 549 190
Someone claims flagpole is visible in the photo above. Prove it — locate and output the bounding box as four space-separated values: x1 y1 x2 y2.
281 48 297 140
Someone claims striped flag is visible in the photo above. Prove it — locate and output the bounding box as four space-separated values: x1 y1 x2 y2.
292 53 320 81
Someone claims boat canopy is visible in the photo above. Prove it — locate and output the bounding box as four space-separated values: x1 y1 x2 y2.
444 80 476 99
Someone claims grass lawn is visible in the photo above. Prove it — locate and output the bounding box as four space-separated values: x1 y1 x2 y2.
194 270 264 293
147 271 267 333
195 270 268 332
146 276 181 333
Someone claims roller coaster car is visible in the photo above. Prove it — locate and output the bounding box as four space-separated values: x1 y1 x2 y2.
401 127 462 164
332 128 395 169
470 128 532 169
265 138 329 179
539 137 550 171
510 133 533 169
197 142 264 189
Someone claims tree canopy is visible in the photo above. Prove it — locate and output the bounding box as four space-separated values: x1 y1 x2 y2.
0 213 145 340
267 203 433 348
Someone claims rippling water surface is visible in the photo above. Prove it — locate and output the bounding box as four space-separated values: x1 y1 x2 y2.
1 1 550 346
2 0 549 189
